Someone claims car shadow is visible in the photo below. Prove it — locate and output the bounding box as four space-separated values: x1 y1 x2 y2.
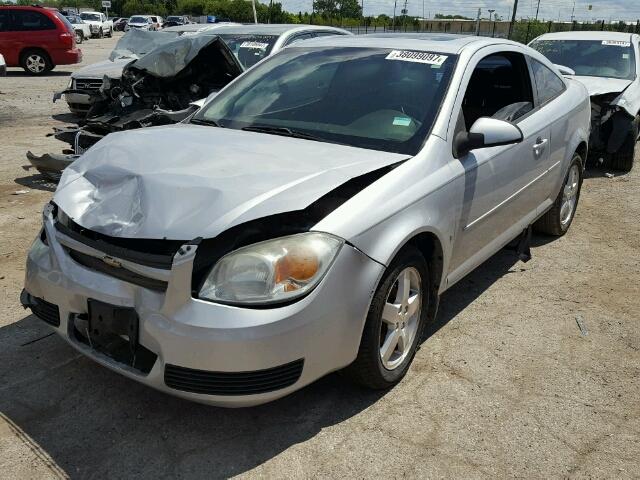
51 113 80 124
0 247 527 477
5 70 73 77
14 174 58 192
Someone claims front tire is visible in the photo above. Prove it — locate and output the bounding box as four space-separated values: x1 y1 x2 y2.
609 115 638 172
344 246 429 389
98 28 104 38
534 153 583 236
106 27 113 37
75 31 83 44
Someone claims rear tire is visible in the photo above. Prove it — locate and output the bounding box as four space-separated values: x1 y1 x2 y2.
608 115 638 172
20 49 53 75
75 31 83 44
534 153 583 236
343 245 430 389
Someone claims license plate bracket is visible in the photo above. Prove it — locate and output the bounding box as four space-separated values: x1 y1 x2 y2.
87 299 138 355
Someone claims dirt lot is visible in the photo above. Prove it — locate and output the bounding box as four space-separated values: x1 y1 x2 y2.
1 35 639 479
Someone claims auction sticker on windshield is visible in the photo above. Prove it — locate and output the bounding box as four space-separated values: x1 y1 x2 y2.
602 40 631 47
385 50 448 66
240 41 269 50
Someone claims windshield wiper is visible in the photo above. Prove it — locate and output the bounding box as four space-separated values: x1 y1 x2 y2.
241 125 326 143
191 118 221 127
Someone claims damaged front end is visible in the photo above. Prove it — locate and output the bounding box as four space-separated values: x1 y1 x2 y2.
27 34 243 178
589 92 636 157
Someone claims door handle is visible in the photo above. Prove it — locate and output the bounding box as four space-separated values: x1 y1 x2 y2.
533 137 548 156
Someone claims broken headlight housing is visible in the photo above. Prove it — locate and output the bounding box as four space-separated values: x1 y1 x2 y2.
198 232 343 306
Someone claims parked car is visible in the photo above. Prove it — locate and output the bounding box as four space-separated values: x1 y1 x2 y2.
0 6 82 75
57 24 349 116
530 31 640 171
163 15 191 28
0 53 5 76
149 16 163 30
64 13 91 44
79 11 113 38
22 34 590 406
125 15 156 31
113 17 128 31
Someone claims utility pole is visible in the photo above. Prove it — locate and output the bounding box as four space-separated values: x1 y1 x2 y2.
475 7 481 35
570 0 576 22
488 9 495 21
508 0 518 39
268 0 273 23
392 0 397 30
251 0 257 23
534 0 541 21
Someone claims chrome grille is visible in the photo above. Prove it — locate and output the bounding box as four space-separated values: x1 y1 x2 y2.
73 78 103 91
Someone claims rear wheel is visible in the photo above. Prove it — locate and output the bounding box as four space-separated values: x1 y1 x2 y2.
344 246 429 389
20 49 53 75
75 31 84 44
534 153 583 236
608 115 638 172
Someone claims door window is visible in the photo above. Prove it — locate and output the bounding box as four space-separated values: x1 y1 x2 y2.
460 52 534 130
530 58 566 105
13 10 56 31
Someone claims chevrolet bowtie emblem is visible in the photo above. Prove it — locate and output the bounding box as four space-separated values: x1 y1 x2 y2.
102 256 122 268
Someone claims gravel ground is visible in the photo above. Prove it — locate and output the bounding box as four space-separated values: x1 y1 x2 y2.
0 34 639 479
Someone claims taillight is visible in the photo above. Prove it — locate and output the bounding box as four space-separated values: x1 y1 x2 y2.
59 32 74 48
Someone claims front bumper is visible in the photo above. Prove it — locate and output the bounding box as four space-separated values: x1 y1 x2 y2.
23 207 383 407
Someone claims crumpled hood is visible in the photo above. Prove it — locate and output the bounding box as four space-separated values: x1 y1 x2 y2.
54 125 407 240
574 76 632 97
72 59 131 80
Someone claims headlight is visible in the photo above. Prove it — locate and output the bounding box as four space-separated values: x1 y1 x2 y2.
199 232 343 305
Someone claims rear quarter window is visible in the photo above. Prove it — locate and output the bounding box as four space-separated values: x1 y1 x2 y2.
530 58 566 105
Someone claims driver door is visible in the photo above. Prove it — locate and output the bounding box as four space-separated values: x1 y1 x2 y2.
448 48 551 283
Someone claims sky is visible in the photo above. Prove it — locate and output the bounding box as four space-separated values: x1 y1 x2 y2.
275 0 640 22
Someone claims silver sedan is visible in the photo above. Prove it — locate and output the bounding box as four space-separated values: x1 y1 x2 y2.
23 34 590 407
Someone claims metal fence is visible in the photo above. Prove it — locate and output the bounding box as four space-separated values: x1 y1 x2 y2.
334 19 640 44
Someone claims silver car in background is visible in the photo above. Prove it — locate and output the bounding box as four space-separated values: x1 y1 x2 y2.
23 34 590 407
530 31 640 171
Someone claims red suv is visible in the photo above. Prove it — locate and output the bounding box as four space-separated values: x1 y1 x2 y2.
0 6 82 75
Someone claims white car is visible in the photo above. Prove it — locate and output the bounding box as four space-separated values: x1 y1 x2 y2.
64 13 92 44
23 34 590 407
0 53 6 76
530 31 640 171
79 11 113 38
126 15 157 31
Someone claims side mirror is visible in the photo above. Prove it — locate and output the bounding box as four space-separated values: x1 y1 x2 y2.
453 117 523 158
554 64 575 76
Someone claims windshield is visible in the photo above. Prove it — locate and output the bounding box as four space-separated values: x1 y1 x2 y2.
129 16 148 23
80 13 101 21
530 39 636 80
194 47 456 155
215 34 279 69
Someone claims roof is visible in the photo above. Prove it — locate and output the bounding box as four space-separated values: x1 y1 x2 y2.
200 23 349 36
532 31 637 42
294 33 519 54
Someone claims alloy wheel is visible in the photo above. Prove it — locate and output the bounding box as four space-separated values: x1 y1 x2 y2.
26 54 46 73
379 267 421 370
560 164 580 227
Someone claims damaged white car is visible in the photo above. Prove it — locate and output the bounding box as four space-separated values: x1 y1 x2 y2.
22 35 590 407
530 31 640 171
